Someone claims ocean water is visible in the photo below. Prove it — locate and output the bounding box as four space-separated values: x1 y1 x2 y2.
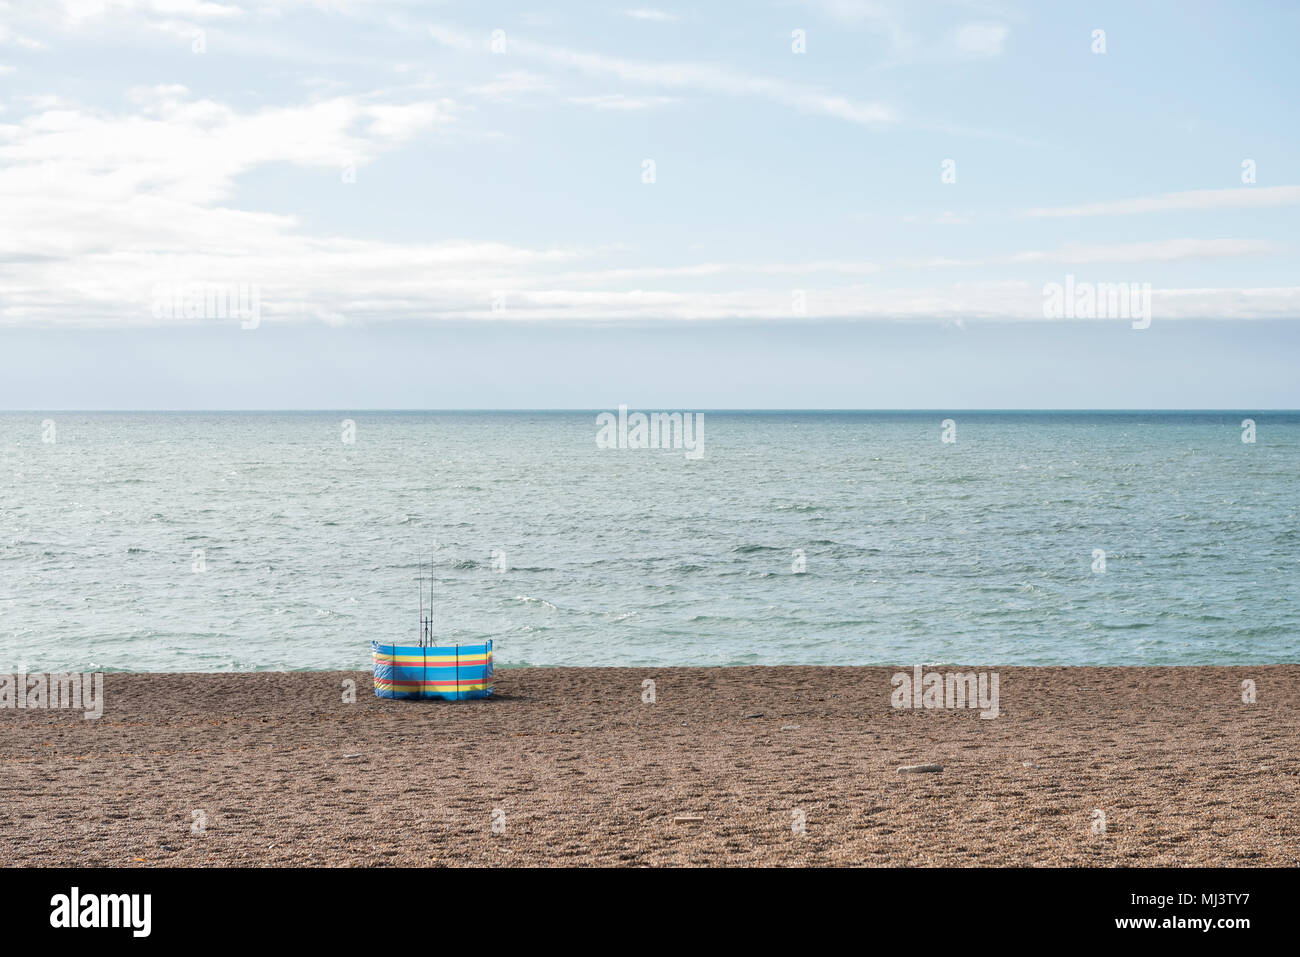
1 411 1296 671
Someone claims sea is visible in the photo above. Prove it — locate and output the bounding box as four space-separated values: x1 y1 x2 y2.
1 411 1296 671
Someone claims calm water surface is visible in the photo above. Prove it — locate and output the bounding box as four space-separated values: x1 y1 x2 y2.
1 411 1296 670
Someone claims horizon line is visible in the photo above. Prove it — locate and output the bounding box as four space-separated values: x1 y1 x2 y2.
1 408 1295 415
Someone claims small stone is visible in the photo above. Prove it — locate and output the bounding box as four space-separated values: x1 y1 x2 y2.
1023 761 1041 769
781 724 800 731
746 712 765 719
898 763 943 774
673 814 704 824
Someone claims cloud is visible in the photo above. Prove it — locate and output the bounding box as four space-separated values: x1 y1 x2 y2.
567 93 676 111
0 86 477 325
299 283 1300 323
950 21 1008 57
1002 238 1284 265
1025 185 1300 218
800 0 910 51
490 283 1300 322
902 210 973 225
624 8 680 22
546 238 1281 285
1 5 1291 331
42 0 243 26
428 24 897 125
426 23 476 52
0 77 1280 329
467 71 554 102
0 23 49 50
1 87 1287 339
798 3 1010 63
0 85 456 224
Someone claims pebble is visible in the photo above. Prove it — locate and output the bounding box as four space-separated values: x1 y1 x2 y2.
898 763 943 774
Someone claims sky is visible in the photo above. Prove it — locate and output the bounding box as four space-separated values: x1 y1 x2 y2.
0 0 1297 408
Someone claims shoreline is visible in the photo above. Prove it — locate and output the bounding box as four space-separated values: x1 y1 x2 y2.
2 666 1296 866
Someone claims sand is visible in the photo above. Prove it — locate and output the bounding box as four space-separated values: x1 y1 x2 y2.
1 666 1296 867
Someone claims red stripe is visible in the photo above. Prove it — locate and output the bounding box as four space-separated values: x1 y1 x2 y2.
374 658 491 666
377 679 494 688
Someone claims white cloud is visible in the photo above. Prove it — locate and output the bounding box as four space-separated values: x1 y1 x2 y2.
568 93 676 111
364 101 453 138
1025 185 1300 218
799 3 1010 63
625 8 680 22
801 0 910 52
0 81 1281 327
426 23 476 53
950 21 1008 57
309 283 1300 323
467 71 554 101
547 238 1281 285
428 24 897 126
902 210 973 225
0 5 1291 330
0 84 455 205
0 87 479 325
46 0 243 26
0 22 49 49
1003 238 1284 265
1 85 1287 338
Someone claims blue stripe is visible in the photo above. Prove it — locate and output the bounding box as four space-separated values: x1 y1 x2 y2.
373 641 493 656
377 665 492 679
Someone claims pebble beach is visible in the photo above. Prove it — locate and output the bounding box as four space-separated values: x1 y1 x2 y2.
1 666 1296 867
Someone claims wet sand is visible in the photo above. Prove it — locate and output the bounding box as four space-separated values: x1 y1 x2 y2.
1 667 1296 866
